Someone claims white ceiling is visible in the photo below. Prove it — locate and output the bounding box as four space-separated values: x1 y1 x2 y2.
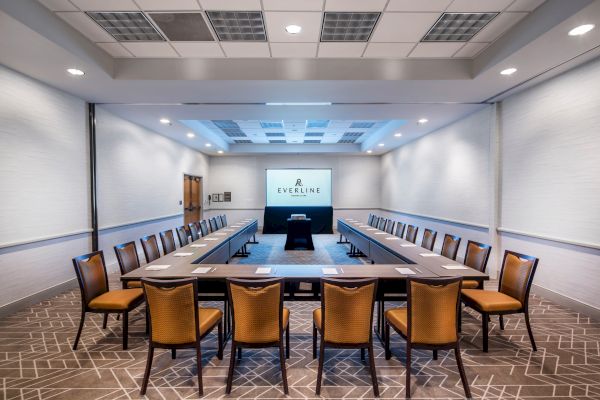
38 0 544 59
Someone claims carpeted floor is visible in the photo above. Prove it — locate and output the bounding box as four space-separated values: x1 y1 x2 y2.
1 234 600 399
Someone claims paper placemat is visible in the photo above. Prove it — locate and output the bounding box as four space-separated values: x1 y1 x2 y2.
401 244 416 247
191 267 212 274
375 232 386 235
190 244 207 248
204 238 219 241
230 225 241 228
255 267 271 274
145 264 170 270
366 228 377 231
420 253 440 257
441 265 469 270
322 268 338 275
359 225 370 228
385 237 400 240
395 267 416 275
174 252 193 257
222 229 234 232
214 232 227 235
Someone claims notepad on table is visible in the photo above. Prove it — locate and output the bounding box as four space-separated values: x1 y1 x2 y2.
401 244 416 247
191 267 212 274
359 225 370 228
230 225 241 228
375 232 386 235
145 264 170 270
204 238 219 241
255 267 271 274
190 244 207 248
322 268 338 275
174 252 193 257
420 253 440 257
214 232 227 235
366 228 377 231
395 267 416 275
441 265 469 270
222 229 234 232
385 237 400 240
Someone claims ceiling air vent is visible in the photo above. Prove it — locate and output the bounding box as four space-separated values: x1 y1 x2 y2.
212 120 239 129
149 13 214 41
234 139 252 143
349 122 375 129
338 138 356 143
304 139 321 143
265 132 285 137
260 121 284 129
305 132 324 137
306 120 329 128
269 140 286 143
206 11 267 41
422 12 498 42
321 12 380 42
86 12 164 41
221 129 246 137
342 131 364 138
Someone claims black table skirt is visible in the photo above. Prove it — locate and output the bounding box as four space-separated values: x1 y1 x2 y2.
262 206 333 234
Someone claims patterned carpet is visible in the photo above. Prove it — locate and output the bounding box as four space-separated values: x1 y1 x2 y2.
1 234 600 399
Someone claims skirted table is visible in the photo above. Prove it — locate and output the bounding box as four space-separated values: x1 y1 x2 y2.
284 218 315 250
263 206 333 234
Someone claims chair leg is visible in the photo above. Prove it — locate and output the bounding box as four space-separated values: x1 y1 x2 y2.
458 303 462 332
432 350 438 360
226 342 236 394
482 312 489 353
279 341 289 395
196 343 203 397
368 342 380 397
454 344 471 399
122 311 129 350
102 313 108 329
140 345 154 395
316 340 325 395
237 346 242 361
361 348 366 361
312 323 317 359
286 325 290 359
499 315 505 330
116 313 120 321
73 311 86 350
171 349 176 359
405 342 411 399
217 321 224 360
384 323 391 360
524 310 537 352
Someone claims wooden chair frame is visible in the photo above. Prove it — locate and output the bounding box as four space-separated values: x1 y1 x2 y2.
441 234 462 260
114 241 142 290
188 223 200 241
200 220 209 237
209 218 218 233
385 220 395 234
159 229 177 255
421 229 437 251
140 234 160 264
405 225 418 243
176 226 189 247
395 222 406 238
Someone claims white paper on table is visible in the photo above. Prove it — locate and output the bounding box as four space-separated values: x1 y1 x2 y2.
345 218 353 221
420 253 440 257
145 264 171 270
174 252 193 257
230 225 241 228
191 267 212 274
359 225 370 228
366 228 377 231
214 233 227 236
385 237 400 240
190 244 207 248
395 268 416 275
204 238 219 241
222 229 234 232
441 265 469 270
255 267 271 274
401 244 417 247
374 232 386 235
322 268 338 275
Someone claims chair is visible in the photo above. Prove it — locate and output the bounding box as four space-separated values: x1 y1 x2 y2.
188 223 200 241
394 222 405 238
159 229 177 255
221 214 228 227
385 277 470 399
194 220 202 234
377 218 387 231
209 217 218 232
441 234 461 260
140 278 223 396
367 213 374 226
371 216 380 228
461 241 492 289
385 220 395 234
200 220 209 237
405 225 418 243
176 226 189 247
421 229 437 251
461 250 539 352
140 234 161 264
226 278 290 394
72 251 144 350
313 278 379 396
216 216 223 229
114 241 142 288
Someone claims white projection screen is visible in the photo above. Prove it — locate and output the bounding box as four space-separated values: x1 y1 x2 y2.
266 169 332 207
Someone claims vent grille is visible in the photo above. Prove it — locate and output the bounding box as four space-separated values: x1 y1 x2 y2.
349 122 375 129
269 139 286 143
213 120 239 129
234 139 252 143
422 13 498 42
321 12 380 42
265 132 285 137
222 128 246 137
206 11 266 41
260 121 283 129
304 139 321 144
305 132 324 137
306 120 329 128
149 13 213 41
338 138 356 143
342 131 364 138
86 12 164 41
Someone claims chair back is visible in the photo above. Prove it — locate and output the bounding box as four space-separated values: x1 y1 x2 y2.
395 222 406 238
441 234 461 260
221 215 228 227
114 241 141 275
463 240 491 272
176 226 189 247
200 220 209 237
320 278 377 344
188 223 200 241
405 225 418 243
367 214 374 226
72 251 109 306
209 218 218 232
407 277 462 345
140 235 161 263
499 251 539 305
215 217 223 229
421 229 437 251
160 229 177 255
371 216 379 228
227 278 284 344
377 218 387 231
142 278 199 345
385 220 395 234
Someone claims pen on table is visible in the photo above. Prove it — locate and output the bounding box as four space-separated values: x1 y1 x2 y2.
340 268 344 273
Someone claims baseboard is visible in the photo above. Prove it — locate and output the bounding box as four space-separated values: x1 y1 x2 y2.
532 284 600 321
0 278 78 319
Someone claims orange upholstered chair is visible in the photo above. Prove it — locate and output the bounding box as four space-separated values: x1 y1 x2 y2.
140 234 161 263
114 241 142 289
421 228 437 251
461 240 492 289
405 225 418 243
159 229 177 255
440 234 461 260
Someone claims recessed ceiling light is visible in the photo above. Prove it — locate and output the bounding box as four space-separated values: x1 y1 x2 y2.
366 150 372 154
418 118 428 124
160 118 170 124
285 24 302 34
378 143 385 147
569 24 595 36
394 132 402 137
186 132 195 138
500 67 517 76
217 150 224 154
67 68 84 76
205 143 212 147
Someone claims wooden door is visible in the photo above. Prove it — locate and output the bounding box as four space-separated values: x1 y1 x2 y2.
184 175 202 224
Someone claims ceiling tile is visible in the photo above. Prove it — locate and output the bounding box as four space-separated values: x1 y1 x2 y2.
408 42 464 57
453 41 488 57
221 42 270 57
134 0 201 10
317 42 366 57
264 12 322 42
199 0 261 11
370 13 440 42
69 0 139 11
386 0 452 12
170 42 225 57
262 0 324 11
121 42 179 57
56 12 116 42
325 0 387 12
97 42 133 57
472 12 527 42
38 0 79 11
446 0 513 12
270 43 317 57
506 0 545 12
363 42 414 58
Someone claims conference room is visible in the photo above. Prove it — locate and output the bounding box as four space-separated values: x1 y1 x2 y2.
1 0 600 399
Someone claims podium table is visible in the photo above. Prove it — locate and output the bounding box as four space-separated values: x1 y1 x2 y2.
285 218 315 250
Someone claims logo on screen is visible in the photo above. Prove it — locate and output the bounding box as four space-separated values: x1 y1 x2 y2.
277 178 320 197
295 179 303 187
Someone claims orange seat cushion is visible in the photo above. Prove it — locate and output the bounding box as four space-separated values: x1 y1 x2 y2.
462 289 522 312
198 308 223 336
313 308 321 330
461 280 480 289
88 289 143 310
384 307 408 336
126 280 142 289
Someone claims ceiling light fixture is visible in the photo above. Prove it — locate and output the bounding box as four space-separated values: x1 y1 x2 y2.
500 67 517 76
265 102 332 106
418 118 428 124
568 24 595 36
366 150 372 154
217 150 224 154
205 143 212 147
285 24 302 34
378 143 385 147
394 132 402 137
159 118 170 124
186 132 195 138
67 68 84 76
